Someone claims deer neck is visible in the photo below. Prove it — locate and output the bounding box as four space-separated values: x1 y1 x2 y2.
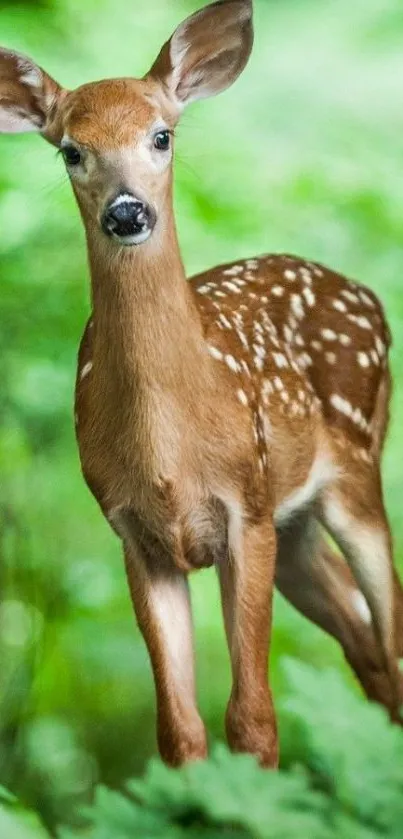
85 211 209 420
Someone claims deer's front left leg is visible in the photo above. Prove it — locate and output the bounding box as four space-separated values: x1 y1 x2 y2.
218 514 278 768
124 544 207 767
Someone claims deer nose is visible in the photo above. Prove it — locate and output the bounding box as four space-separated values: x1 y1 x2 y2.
102 194 156 243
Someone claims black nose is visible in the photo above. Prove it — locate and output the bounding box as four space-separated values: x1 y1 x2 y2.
102 196 155 240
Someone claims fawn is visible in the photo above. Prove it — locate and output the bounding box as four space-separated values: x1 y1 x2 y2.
1 0 402 768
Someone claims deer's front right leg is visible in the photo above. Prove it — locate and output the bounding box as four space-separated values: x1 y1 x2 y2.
123 544 207 767
218 514 278 768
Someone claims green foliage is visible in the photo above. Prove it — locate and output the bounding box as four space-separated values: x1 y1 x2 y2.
1 0 403 833
3 661 403 838
82 661 403 839
0 793 49 839
87 752 326 839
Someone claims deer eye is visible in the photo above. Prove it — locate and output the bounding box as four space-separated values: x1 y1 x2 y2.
154 131 170 151
62 145 82 166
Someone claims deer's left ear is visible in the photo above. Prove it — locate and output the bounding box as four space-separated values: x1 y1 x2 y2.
147 0 253 111
0 48 64 136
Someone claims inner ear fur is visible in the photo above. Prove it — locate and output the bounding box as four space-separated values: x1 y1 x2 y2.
147 0 254 109
0 48 63 137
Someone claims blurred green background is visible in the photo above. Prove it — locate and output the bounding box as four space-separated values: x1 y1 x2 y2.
1 0 403 830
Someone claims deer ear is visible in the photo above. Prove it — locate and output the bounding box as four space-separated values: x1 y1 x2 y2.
147 0 253 110
0 48 63 136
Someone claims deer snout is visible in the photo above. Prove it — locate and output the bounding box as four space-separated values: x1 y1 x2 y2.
102 193 156 245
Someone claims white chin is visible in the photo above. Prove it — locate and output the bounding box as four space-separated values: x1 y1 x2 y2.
112 228 152 246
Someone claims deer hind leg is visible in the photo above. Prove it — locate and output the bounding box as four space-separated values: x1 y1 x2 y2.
316 464 401 715
123 544 207 767
217 514 278 768
276 512 403 718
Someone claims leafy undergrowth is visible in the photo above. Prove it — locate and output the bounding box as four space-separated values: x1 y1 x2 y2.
2 659 403 838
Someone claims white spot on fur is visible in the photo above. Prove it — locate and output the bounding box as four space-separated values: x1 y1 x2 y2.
341 289 359 304
283 325 293 343
80 361 93 380
302 287 316 307
357 352 370 368
208 345 223 361
225 354 240 373
222 281 241 294
321 328 337 341
272 352 288 369
333 299 347 313
330 395 370 432
236 329 249 351
330 393 352 418
375 336 385 356
241 359 251 377
298 352 313 369
223 265 244 276
291 294 305 320
347 313 372 330
359 291 375 308
300 267 313 283
237 389 248 407
218 313 232 329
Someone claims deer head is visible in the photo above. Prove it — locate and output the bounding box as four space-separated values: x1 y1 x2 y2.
0 0 253 248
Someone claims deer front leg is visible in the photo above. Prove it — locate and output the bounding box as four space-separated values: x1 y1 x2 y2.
123 544 207 767
218 514 278 768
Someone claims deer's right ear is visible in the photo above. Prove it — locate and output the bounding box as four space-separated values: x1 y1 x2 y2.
147 0 253 112
0 49 63 137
